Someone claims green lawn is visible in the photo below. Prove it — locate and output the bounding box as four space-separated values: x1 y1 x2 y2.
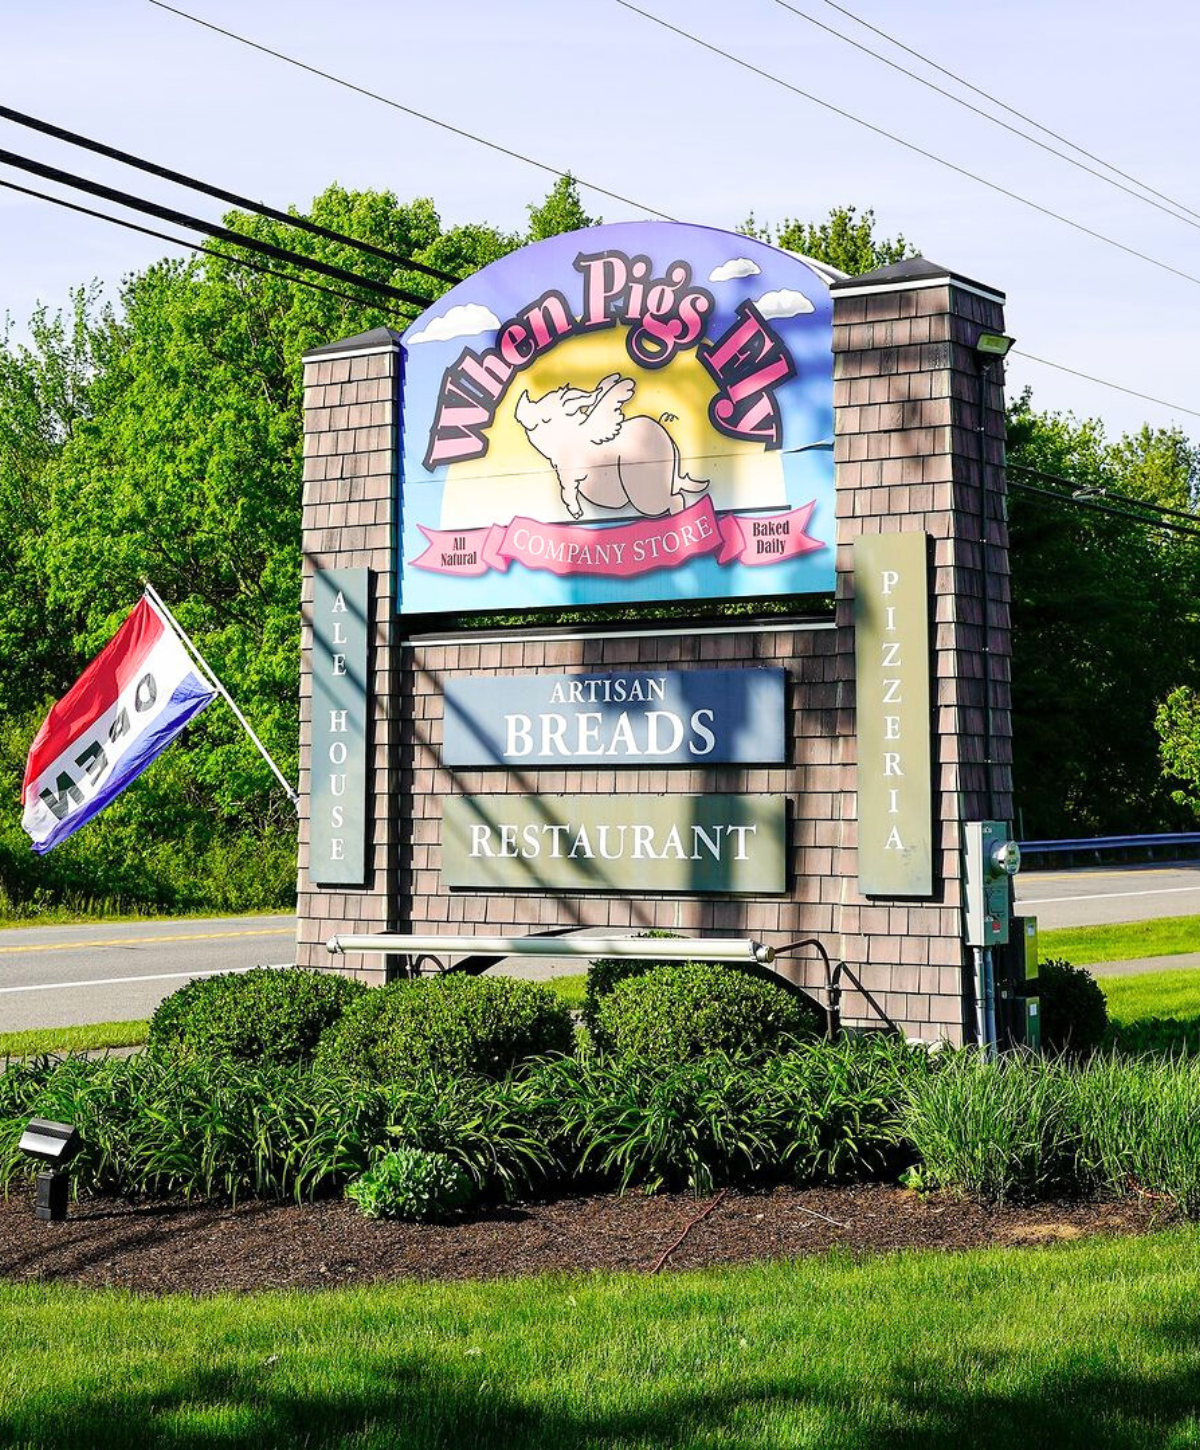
543 972 587 1009
1 1232 1200 1447
0 1020 150 1058
1102 969 1200 1025
1040 913 1200 965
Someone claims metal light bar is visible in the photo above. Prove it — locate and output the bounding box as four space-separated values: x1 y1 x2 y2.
328 933 775 965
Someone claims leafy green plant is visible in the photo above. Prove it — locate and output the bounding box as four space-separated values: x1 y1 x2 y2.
1038 958 1109 1056
543 1036 920 1193
147 966 366 1067
590 961 820 1062
314 974 574 1085
0 1055 391 1202
582 932 681 1037
900 1049 1076 1202
346 1147 474 1221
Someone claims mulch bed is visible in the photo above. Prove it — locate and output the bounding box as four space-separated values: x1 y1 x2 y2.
0 1185 1177 1296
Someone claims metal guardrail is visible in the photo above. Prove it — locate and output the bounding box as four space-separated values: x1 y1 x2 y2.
1019 831 1200 860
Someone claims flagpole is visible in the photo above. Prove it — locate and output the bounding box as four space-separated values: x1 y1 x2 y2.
142 582 301 814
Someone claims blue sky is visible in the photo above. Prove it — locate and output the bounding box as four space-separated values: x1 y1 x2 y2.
3 0 1198 443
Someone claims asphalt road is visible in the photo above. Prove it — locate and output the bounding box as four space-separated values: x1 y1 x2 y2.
4 863 1200 1031
0 916 294 1032
1014 862 1200 930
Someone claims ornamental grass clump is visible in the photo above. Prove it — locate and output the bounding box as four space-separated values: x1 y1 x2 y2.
0 1055 392 1202
147 966 366 1067
347 1148 474 1221
900 1050 1076 1202
1067 1053 1200 1214
589 961 821 1062
542 1035 922 1193
313 974 574 1086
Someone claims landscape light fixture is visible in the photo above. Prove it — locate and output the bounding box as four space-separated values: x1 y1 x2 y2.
19 1118 81 1222
975 331 1015 359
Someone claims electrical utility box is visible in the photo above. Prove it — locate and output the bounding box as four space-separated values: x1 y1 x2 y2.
1001 915 1040 1048
963 820 1021 947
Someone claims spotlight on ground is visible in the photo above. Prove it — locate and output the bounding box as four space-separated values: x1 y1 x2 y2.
19 1118 81 1222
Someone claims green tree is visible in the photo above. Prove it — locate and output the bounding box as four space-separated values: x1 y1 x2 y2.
525 175 600 242
740 204 912 276
1006 393 1200 836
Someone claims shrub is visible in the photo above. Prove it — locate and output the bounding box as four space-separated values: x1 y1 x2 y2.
314 974 574 1085
0 1055 392 1202
590 961 820 1062
147 967 367 1067
544 1035 923 1193
1038 958 1109 1056
582 932 681 1037
347 1148 474 1221
900 1050 1076 1202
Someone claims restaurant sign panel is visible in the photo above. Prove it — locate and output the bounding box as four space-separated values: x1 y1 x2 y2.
443 667 786 767
399 220 835 614
442 794 787 893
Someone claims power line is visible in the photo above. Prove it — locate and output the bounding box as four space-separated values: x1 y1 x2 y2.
0 104 465 288
615 1 1200 292
772 0 1200 233
813 0 1200 226
146 0 677 223
1008 462 1200 526
1008 477 1200 540
19 13 1198 435
0 176 419 316
1010 351 1200 423
0 146 435 310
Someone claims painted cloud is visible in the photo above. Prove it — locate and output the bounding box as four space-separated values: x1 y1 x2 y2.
708 257 762 283
406 302 501 345
753 287 815 318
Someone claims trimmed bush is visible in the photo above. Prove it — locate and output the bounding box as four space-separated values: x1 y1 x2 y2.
314 974 574 1085
582 932 681 1037
347 1148 474 1221
1038 958 1109 1056
147 966 367 1067
590 961 821 1062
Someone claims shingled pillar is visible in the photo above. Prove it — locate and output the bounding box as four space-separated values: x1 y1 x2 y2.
295 327 403 976
829 258 1012 1044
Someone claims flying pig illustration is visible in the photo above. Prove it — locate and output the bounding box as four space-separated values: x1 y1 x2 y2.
513 374 709 520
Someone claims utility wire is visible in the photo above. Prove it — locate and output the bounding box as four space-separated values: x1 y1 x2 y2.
772 0 1200 232
813 0 1200 225
0 176 420 316
0 104 465 288
1008 478 1200 539
1010 350 1200 423
25 9 1200 431
615 1 1200 292
0 146 435 310
1008 462 1200 526
146 0 677 223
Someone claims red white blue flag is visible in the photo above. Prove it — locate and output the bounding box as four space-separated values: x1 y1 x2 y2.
21 594 216 854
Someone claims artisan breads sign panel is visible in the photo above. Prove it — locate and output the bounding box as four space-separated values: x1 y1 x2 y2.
443 667 786 767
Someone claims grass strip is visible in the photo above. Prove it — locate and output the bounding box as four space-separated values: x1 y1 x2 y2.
1040 913 1200 965
0 1020 149 1058
1 1231 1199 1447
1101 968 1200 1026
541 973 587 1009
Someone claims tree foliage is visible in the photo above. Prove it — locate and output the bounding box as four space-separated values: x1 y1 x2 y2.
740 204 912 276
1 184 1197 918
1006 393 1200 836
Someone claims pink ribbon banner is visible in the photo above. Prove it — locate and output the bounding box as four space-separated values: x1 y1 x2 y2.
411 497 823 579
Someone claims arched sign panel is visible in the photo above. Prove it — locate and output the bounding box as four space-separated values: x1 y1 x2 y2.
398 221 835 615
